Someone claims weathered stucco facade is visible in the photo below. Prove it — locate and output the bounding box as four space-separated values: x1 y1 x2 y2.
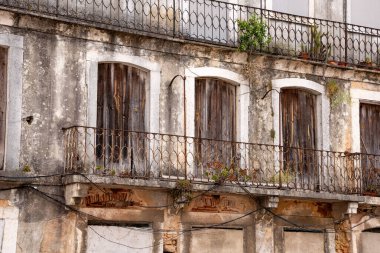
0 0 380 252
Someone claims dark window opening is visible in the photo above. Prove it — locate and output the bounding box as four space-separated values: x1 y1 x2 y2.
88 220 151 228
363 227 380 233
284 227 323 233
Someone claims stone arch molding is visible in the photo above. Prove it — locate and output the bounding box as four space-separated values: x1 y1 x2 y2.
86 51 161 132
0 33 23 171
350 88 380 152
184 67 250 142
271 78 330 150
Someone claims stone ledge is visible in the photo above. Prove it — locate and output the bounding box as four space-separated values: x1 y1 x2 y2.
63 175 368 203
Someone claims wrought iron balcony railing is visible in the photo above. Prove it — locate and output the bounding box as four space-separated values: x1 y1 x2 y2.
2 0 380 68
64 126 380 196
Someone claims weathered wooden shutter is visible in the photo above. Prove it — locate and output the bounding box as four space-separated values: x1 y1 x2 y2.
281 89 317 186
360 103 380 189
0 47 7 170
96 63 147 176
360 103 380 155
281 89 316 150
195 78 236 172
97 63 146 132
195 78 236 141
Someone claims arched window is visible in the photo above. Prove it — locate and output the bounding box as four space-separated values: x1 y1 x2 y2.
351 88 380 194
281 88 317 187
185 67 250 178
84 53 160 176
194 78 236 173
271 78 329 190
96 63 148 176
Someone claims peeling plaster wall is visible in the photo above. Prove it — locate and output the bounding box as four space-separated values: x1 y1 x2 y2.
0 9 380 253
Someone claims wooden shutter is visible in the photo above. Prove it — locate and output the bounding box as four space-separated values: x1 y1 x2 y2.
0 47 7 170
360 103 380 155
97 63 146 132
281 89 316 150
96 63 147 176
281 89 317 185
195 78 236 172
360 103 380 189
195 78 236 141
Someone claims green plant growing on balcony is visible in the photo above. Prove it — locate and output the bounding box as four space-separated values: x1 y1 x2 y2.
359 55 374 68
237 15 271 53
95 165 104 171
299 25 330 61
205 162 251 184
310 25 331 61
299 44 310 59
363 184 379 196
171 179 193 209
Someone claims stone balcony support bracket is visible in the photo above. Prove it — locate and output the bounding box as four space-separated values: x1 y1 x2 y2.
346 202 359 214
65 183 89 206
261 196 280 209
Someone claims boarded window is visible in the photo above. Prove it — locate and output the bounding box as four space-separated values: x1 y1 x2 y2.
360 103 380 189
284 231 324 253
195 78 236 172
281 89 317 186
96 63 147 176
0 47 7 170
190 228 243 253
86 224 153 253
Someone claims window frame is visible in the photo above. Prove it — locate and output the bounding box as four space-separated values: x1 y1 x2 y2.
351 88 380 153
184 67 249 178
86 52 161 133
0 206 19 253
271 78 330 150
184 67 250 143
0 34 23 171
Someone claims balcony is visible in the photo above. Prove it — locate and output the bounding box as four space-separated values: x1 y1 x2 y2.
63 126 380 196
1 0 380 68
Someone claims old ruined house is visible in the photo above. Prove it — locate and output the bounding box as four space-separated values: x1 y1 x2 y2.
0 0 380 252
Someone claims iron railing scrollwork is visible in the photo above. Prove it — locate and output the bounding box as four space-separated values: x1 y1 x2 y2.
63 126 380 196
2 0 380 67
